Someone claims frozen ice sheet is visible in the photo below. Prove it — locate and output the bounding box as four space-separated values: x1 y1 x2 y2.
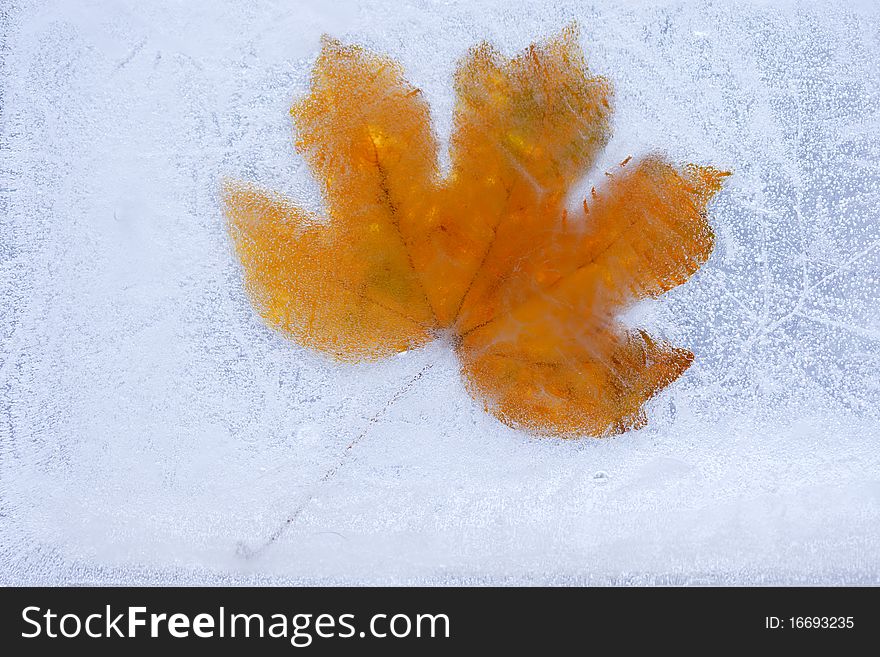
1 0 879 584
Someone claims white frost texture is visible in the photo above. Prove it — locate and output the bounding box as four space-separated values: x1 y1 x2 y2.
2 0 879 585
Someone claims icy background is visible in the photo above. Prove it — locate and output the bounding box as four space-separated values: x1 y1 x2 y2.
2 0 879 584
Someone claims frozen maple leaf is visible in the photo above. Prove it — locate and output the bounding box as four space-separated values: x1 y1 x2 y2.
223 26 729 437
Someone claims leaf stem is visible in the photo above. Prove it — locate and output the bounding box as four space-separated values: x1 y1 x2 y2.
236 362 434 560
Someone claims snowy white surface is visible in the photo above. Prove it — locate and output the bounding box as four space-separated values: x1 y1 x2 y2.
2 0 879 585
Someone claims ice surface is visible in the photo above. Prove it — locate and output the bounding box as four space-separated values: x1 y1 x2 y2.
1 0 878 584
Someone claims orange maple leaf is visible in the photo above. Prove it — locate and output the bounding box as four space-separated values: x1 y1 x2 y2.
223 26 729 437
